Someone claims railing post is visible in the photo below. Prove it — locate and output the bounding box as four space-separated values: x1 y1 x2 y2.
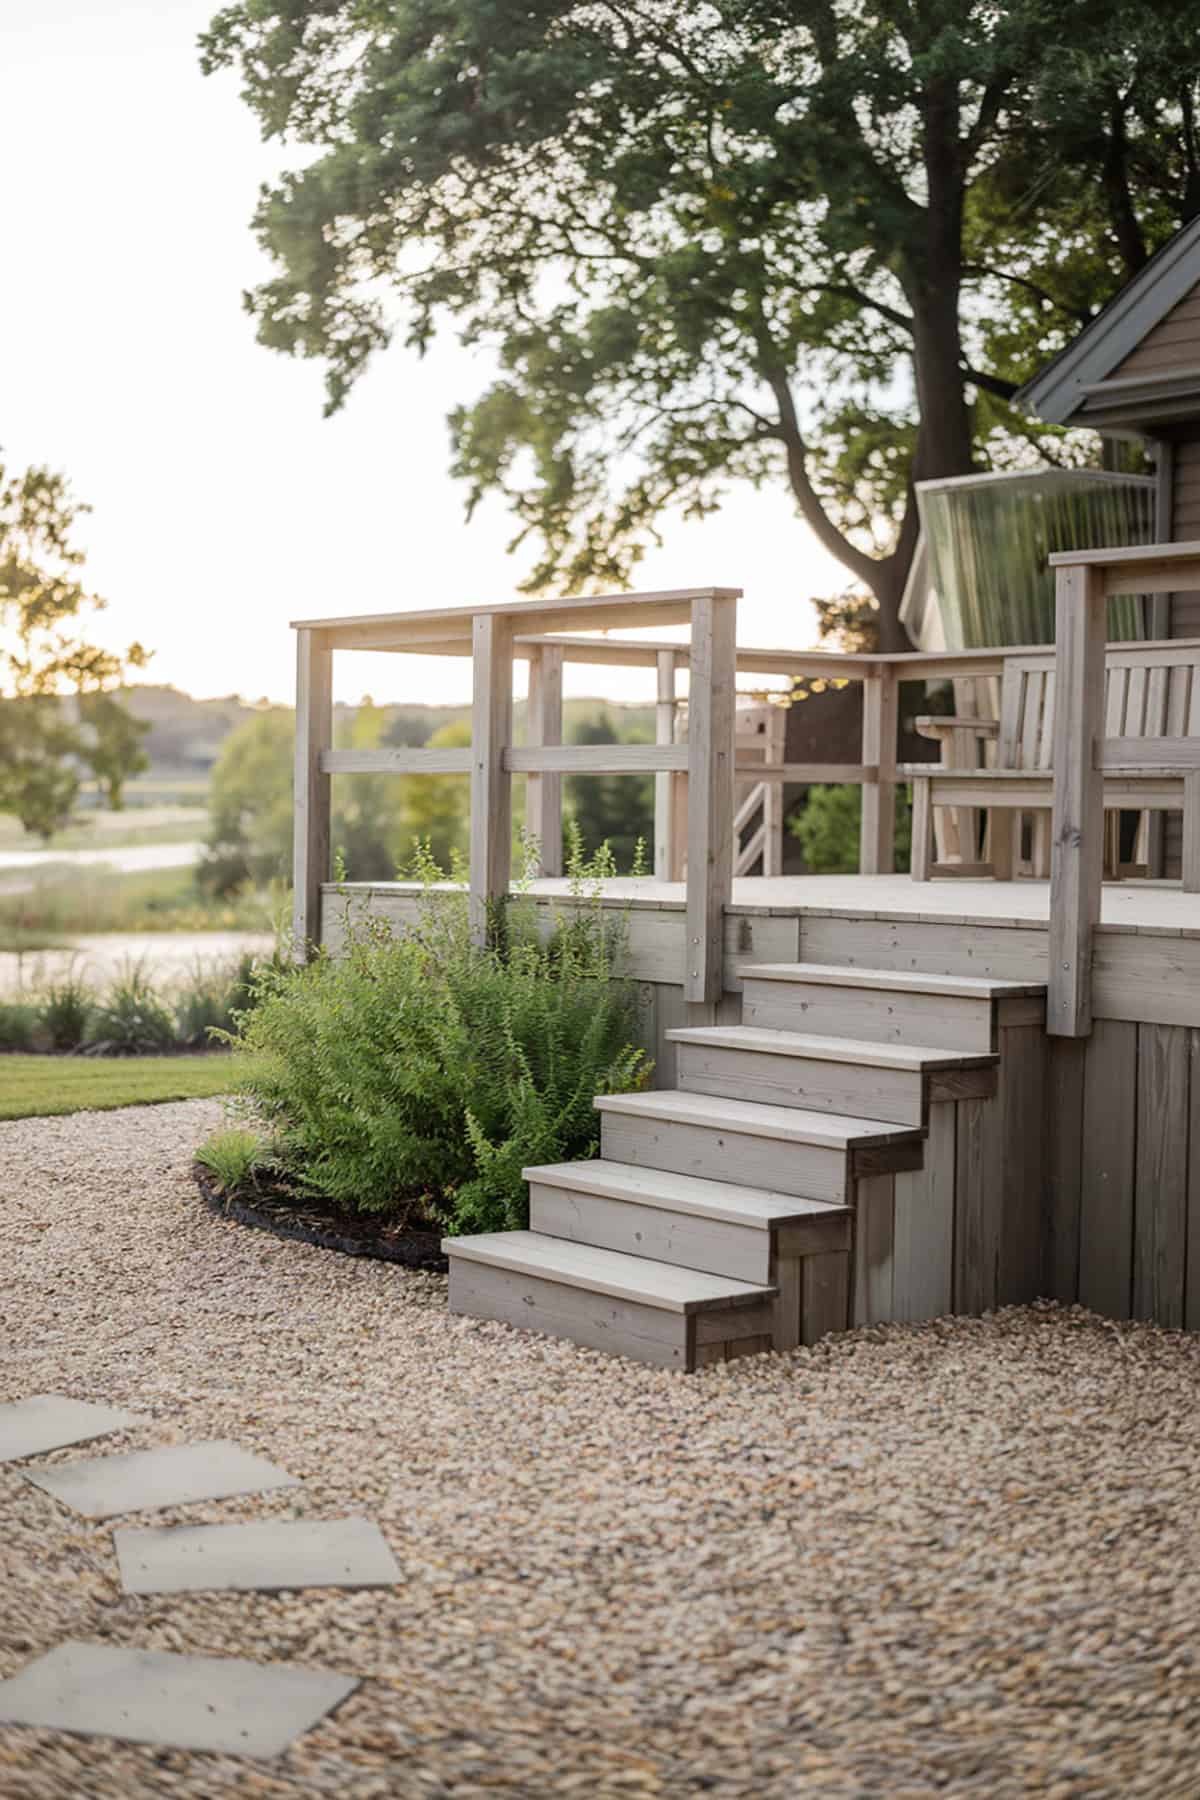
685 593 736 1005
1049 562 1107 1037
654 648 679 881
292 626 332 959
860 666 898 874
525 642 563 876
469 612 514 946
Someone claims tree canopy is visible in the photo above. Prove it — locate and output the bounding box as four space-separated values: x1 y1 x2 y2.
202 1 1200 643
0 461 149 837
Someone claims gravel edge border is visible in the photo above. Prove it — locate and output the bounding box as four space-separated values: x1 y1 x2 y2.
192 1165 449 1272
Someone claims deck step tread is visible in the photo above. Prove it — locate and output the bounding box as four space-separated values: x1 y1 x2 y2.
739 962 1046 999
443 1231 776 1313
523 1159 848 1229
594 1087 921 1148
665 1025 997 1071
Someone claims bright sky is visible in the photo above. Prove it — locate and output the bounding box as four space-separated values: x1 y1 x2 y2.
1 0 846 708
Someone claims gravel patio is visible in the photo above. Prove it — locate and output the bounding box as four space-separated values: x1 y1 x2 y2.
1 1099 1199 1798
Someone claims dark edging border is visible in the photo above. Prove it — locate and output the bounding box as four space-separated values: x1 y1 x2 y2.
193 1165 449 1272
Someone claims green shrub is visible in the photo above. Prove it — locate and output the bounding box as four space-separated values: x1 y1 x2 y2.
85 964 179 1056
0 1000 39 1052
225 844 650 1232
788 783 913 874
195 1127 266 1194
39 970 94 1051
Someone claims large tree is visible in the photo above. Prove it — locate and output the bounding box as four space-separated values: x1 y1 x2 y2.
202 0 1200 647
0 462 149 837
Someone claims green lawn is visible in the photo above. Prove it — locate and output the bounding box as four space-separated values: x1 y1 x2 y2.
0 1054 246 1121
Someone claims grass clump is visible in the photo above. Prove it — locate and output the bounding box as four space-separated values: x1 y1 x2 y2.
83 965 181 1056
195 1127 266 1194
40 970 93 1051
224 837 651 1234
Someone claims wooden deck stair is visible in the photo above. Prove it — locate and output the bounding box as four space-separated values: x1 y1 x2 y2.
443 963 1047 1369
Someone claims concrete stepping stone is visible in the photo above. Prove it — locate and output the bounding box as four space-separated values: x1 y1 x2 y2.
0 1396 138 1465
0 1641 357 1759
24 1440 299 1519
115 1515 400 1596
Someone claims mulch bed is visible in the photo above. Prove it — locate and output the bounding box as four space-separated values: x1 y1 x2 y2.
193 1165 448 1272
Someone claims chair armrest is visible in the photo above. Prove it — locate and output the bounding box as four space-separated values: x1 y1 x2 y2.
914 715 1000 741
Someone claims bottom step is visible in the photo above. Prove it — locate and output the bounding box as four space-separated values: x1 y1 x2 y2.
444 1231 777 1372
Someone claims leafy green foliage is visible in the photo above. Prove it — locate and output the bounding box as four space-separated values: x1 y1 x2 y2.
195 1127 267 1194
201 0 1200 643
789 785 913 876
0 461 149 836
225 852 650 1231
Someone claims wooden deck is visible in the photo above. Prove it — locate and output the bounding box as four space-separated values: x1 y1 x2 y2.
523 872 1200 933
298 562 1200 1352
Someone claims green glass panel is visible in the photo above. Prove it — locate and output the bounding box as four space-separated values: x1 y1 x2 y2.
919 471 1156 648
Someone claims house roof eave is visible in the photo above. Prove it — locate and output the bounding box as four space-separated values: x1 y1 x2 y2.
1013 213 1200 426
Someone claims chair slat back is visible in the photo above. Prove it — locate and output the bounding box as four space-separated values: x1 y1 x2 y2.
997 641 1200 770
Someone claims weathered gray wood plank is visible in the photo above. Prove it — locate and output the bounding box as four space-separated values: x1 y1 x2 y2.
685 590 737 1005
892 1101 955 1323
292 628 332 957
860 669 898 874
1044 1038 1085 1303
954 1095 1003 1313
1133 1023 1189 1327
469 613 514 946
998 1022 1047 1306
448 1261 688 1368
799 1253 850 1345
1188 1032 1200 1331
851 1174 895 1326
1048 562 1107 1036
525 643 563 877
1078 1019 1137 1320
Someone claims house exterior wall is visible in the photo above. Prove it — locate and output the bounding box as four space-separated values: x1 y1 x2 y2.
1113 278 1200 379
1170 435 1200 638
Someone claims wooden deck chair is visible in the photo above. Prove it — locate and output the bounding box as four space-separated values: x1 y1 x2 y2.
903 640 1200 891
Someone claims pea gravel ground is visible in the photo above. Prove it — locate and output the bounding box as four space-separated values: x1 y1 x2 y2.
2 1100 1200 1799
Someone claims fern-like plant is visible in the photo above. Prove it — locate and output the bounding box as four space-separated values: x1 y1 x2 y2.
222 843 651 1232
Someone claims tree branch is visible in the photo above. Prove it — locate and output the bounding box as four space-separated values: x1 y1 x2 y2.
758 354 882 589
963 364 1019 401
961 262 1092 327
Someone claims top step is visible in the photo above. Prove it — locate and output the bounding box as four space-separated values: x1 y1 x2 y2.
739 963 1046 1000
739 963 1045 1054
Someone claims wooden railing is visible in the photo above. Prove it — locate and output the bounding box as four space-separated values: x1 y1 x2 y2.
1047 540 1200 1038
292 590 1017 1003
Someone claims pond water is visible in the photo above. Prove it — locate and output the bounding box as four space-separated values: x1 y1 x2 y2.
0 842 204 875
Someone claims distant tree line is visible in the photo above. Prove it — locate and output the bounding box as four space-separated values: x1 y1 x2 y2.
201 700 657 892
